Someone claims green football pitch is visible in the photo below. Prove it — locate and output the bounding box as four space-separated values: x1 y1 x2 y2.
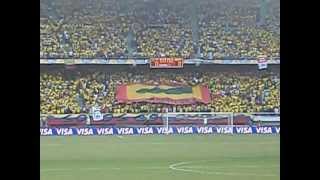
41 135 280 180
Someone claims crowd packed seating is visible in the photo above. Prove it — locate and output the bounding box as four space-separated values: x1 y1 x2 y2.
40 0 280 59
40 66 280 114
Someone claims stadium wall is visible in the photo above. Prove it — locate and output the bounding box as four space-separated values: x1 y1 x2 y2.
40 64 280 72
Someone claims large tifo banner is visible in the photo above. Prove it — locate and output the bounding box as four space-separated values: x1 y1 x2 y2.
116 84 211 105
40 126 280 136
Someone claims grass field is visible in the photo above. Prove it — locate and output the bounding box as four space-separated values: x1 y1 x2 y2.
41 135 279 180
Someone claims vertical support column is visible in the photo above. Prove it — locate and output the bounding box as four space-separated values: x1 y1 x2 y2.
190 0 200 58
259 0 268 26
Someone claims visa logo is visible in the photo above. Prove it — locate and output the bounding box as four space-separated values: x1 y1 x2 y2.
77 128 94 136
177 127 193 134
197 127 213 134
156 127 173 134
216 127 233 134
96 128 114 135
137 127 153 134
236 127 252 134
117 128 134 135
40 128 53 136
256 127 272 134
275 127 280 134
56 128 73 136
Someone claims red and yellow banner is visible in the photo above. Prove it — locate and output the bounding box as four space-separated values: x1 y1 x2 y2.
116 84 210 105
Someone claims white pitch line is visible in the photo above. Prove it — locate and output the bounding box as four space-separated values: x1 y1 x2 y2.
41 167 122 172
140 167 168 170
41 166 168 173
169 161 278 177
40 144 63 146
182 164 280 169
41 168 73 172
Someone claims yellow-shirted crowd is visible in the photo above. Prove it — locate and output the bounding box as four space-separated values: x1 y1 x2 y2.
40 74 81 114
40 0 280 115
40 0 279 59
40 69 279 114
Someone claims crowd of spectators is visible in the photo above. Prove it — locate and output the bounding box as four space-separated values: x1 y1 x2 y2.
40 67 280 114
40 73 81 114
40 0 280 59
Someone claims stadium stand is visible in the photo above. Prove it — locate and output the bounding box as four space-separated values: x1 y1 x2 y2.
40 0 279 59
40 1 280 178
40 65 280 115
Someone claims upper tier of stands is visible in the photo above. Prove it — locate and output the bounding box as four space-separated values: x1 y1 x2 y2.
40 0 280 60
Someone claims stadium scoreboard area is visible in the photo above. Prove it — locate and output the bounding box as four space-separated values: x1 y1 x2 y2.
150 58 184 68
